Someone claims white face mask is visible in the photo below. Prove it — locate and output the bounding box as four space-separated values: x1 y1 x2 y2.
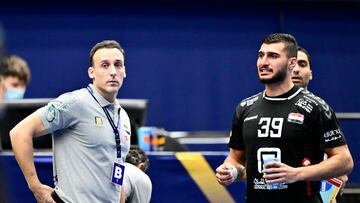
4 87 26 100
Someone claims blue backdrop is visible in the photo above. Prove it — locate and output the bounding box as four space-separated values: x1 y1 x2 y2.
1 1 359 202
1 2 359 131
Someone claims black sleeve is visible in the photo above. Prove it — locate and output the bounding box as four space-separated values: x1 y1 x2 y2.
228 103 245 150
317 103 347 149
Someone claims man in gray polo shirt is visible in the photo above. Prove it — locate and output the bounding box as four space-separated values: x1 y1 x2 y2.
10 40 131 203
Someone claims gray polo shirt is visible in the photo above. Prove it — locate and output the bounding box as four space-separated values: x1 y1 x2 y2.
124 163 152 203
37 84 131 203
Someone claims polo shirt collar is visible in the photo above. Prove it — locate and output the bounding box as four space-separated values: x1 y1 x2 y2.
88 84 120 109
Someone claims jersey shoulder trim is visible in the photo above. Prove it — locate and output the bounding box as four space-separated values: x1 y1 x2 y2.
239 92 262 108
298 90 334 119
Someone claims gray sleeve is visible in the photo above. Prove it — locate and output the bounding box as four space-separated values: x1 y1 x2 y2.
37 92 79 133
130 174 152 203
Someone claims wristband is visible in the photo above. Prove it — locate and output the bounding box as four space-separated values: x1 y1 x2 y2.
228 164 238 182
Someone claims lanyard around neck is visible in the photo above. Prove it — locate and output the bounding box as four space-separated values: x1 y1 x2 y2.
87 85 122 158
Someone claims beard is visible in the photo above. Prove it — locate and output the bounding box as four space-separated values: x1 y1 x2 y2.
259 65 288 84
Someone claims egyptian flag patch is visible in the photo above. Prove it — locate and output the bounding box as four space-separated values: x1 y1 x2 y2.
287 113 304 124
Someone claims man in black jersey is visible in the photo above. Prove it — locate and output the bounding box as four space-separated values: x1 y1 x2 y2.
215 33 353 203
292 46 347 203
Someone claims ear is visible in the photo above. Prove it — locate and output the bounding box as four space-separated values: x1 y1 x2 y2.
88 67 94 79
309 70 313 81
138 162 145 171
124 66 127 78
288 57 297 71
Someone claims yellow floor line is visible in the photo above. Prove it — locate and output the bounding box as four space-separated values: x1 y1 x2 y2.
176 152 235 203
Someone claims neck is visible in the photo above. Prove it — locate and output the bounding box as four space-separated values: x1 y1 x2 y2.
92 85 117 103
265 79 294 97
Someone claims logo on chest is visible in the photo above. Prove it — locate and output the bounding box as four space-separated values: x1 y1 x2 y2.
287 113 304 124
95 116 103 126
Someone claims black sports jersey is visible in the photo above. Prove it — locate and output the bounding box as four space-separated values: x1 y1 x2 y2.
229 86 346 203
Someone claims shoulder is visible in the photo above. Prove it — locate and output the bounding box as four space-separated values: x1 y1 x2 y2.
120 106 130 120
50 88 89 110
125 163 151 182
235 92 262 113
38 88 90 120
296 90 334 117
238 92 262 107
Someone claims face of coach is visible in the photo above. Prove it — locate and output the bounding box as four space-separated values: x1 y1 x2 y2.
88 41 126 103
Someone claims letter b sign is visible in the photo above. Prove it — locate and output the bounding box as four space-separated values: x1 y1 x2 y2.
111 163 125 185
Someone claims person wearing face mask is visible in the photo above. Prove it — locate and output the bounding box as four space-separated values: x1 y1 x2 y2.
1 55 31 100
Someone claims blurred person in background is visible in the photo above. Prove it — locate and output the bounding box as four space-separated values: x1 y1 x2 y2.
122 146 152 203
292 46 348 203
291 46 312 90
1 55 31 100
0 22 6 203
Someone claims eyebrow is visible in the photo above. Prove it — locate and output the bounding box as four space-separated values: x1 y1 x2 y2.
100 59 123 63
297 59 308 63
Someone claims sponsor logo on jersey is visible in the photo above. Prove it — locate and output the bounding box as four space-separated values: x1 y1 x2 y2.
253 178 288 190
125 130 131 135
46 104 56 122
123 124 131 135
304 93 332 119
56 95 77 111
95 116 103 126
323 129 342 143
287 113 304 124
240 101 246 107
295 98 313 113
244 115 258 122
302 158 311 166
241 96 259 107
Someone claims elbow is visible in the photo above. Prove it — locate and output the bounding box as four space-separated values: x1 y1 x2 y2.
9 127 20 145
346 155 354 175
343 151 354 175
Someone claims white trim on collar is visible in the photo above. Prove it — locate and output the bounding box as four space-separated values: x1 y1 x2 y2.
263 87 303 101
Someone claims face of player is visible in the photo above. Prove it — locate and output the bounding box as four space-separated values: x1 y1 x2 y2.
292 50 312 89
2 76 26 100
257 42 296 84
88 48 126 102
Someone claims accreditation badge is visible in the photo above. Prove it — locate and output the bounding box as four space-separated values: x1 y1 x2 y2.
111 162 125 185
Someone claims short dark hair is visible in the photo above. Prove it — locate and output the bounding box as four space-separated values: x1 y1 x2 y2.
89 40 125 66
261 33 298 58
126 146 150 172
297 46 312 70
0 55 31 85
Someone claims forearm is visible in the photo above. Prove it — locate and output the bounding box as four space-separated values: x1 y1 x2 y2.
119 186 125 203
10 123 41 191
298 152 353 181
